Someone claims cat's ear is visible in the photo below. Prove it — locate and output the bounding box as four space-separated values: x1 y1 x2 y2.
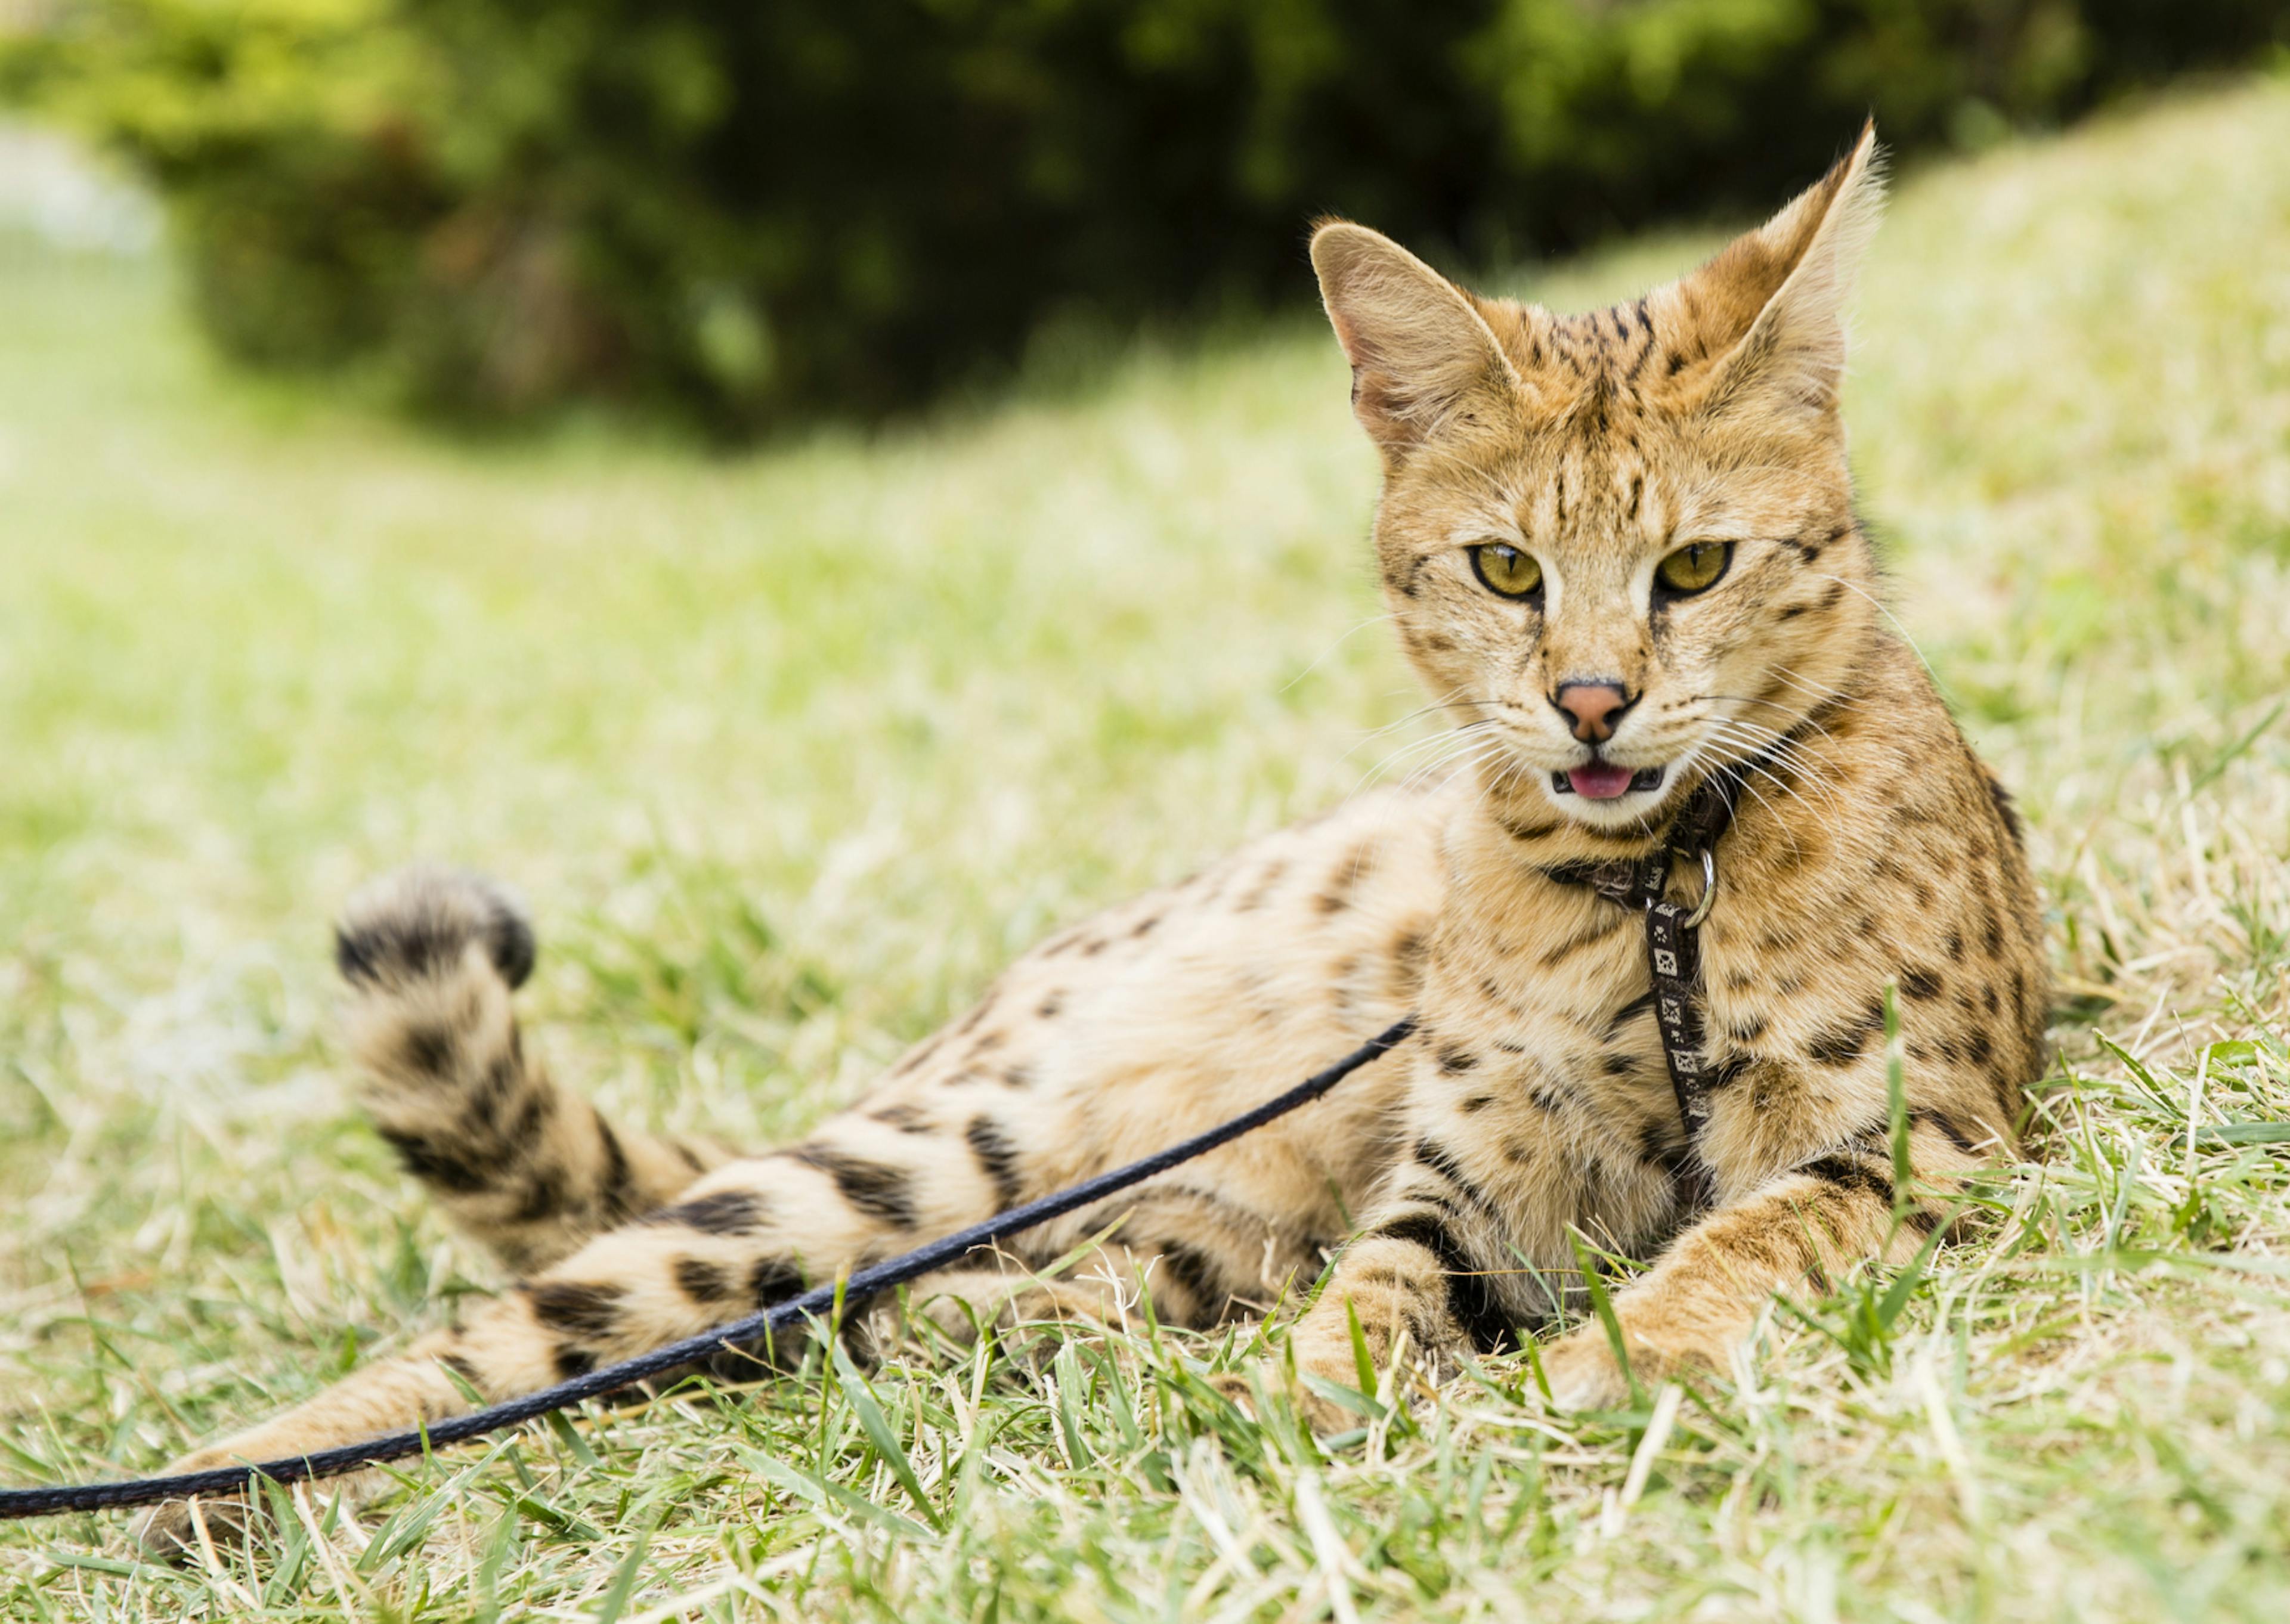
1672 123 1885 423
1311 222 1522 458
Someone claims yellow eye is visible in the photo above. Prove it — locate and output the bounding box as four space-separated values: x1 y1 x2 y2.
1655 541 1732 595
1468 543 1543 600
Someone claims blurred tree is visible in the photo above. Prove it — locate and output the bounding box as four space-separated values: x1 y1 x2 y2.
5 0 2282 432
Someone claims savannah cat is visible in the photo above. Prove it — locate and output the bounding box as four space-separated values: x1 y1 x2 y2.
135 126 2048 1551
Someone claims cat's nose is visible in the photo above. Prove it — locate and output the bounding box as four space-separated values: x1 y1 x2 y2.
1551 680 1635 743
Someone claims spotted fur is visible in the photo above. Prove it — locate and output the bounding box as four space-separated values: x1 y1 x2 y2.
135 126 2048 1549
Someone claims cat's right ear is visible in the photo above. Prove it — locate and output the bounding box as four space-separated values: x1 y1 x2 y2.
1311 222 1522 460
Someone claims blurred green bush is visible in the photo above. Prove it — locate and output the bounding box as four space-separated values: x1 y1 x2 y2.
5 1 2282 431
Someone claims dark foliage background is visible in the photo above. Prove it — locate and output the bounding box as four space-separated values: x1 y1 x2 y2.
6 0 2283 432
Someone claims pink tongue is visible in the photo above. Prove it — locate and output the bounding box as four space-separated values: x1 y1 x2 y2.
1568 763 1637 801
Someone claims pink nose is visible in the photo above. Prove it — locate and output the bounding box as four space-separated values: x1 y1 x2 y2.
1552 681 1632 743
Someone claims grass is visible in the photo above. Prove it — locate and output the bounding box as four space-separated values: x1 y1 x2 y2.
4 73 2290 1622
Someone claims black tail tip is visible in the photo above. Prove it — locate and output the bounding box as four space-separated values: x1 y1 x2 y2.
335 867 537 991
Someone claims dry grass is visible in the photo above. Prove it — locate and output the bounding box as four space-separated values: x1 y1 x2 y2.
4 74 2289 1622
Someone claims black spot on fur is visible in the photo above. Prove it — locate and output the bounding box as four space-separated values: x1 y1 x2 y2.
750 1258 805 1307
889 1031 945 1077
1900 966 1945 1002
471 1051 519 1117
376 1127 491 1195
1036 993 1063 1019
401 1022 455 1076
676 1257 736 1304
1436 1045 1480 1074
1806 999 1886 1067
597 1117 635 1219
1540 909 1626 967
964 1115 1026 1212
1155 1242 1228 1322
646 1190 766 1236
1460 1094 1494 1114
1912 1109 1979 1155
1801 1155 1892 1206
1412 1139 1494 1214
1606 990 1657 1036
1602 1051 1637 1077
528 1281 626 1341
1984 774 2026 852
513 1163 568 1222
790 1144 920 1228
553 1346 597 1380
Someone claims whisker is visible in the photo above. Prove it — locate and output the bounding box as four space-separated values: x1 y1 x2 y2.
1354 720 1496 787
1281 612 1395 694
1806 573 1943 683
1765 665 1871 714
1700 720 1848 820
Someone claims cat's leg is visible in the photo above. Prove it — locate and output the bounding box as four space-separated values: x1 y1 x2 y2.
132 1163 1330 1551
1274 1112 1987 1425
337 867 738 1274
131 1108 1000 1553
1265 1114 1571 1430
898 1183 1331 1352
1531 1115 1990 1408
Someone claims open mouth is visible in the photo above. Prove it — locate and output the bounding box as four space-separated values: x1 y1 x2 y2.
1551 763 1666 802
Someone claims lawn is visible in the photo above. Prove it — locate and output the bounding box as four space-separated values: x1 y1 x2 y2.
4 75 2290 1622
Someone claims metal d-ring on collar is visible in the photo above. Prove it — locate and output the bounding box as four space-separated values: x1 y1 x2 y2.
1683 845 1719 928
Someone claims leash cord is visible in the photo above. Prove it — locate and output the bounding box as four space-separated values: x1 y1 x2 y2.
0 1016 1416 1521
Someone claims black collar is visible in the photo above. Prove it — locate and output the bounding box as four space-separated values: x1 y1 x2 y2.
1545 763 1746 910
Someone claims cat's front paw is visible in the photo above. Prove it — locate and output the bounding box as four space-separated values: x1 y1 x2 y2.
1209 1360 1380 1436
1536 1325 1635 1412
127 1448 261 1561
1536 1317 1725 1411
128 1439 385 1561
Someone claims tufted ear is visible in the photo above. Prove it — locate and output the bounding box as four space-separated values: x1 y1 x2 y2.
1672 123 1886 423
1311 222 1522 460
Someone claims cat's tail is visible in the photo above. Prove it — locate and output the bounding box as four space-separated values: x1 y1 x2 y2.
335 867 736 1275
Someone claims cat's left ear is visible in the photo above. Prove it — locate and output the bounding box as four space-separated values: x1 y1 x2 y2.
1671 123 1885 423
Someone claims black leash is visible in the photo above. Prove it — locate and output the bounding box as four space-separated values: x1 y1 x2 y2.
0 1017 1418 1521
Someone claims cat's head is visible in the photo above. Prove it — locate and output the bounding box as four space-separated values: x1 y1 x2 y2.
1316 128 1885 838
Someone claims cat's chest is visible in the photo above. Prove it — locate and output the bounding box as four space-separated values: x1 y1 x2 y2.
1422 881 1668 1083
